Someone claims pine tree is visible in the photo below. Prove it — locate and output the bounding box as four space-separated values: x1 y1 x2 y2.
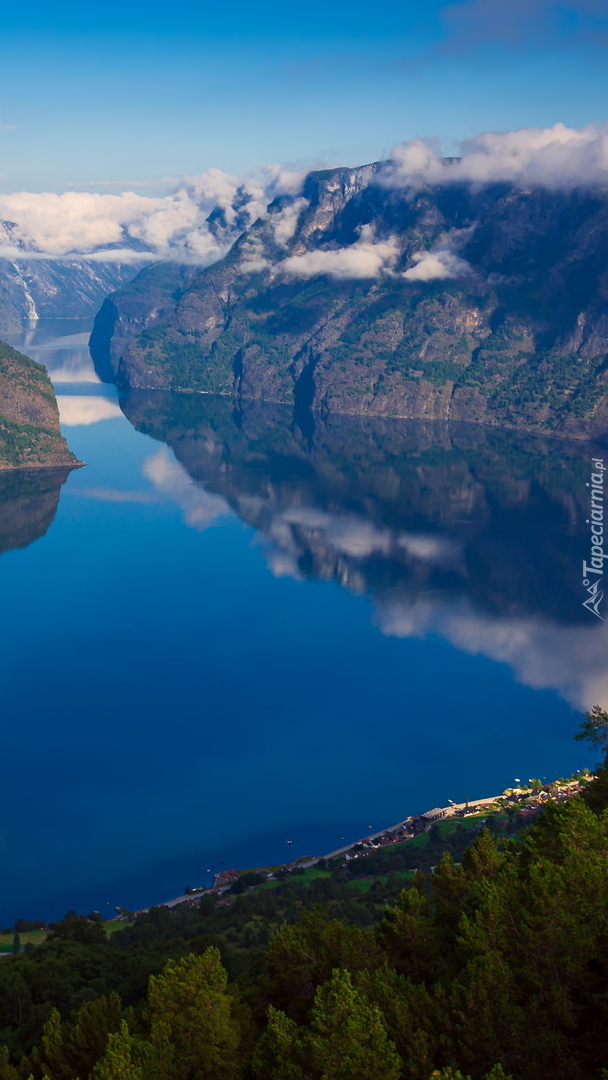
251 1006 306 1080
575 704 608 753
30 995 123 1080
89 1021 143 1080
460 829 503 882
376 886 440 982
0 1046 20 1080
145 948 242 1080
307 968 400 1080
355 964 436 1080
264 911 380 1021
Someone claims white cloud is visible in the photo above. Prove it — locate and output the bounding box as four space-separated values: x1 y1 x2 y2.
281 225 399 280
397 532 460 561
142 447 232 530
56 395 122 425
383 123 608 190
376 593 608 712
262 164 309 199
403 247 472 281
239 235 271 274
271 198 310 248
80 487 156 503
258 504 462 571
0 165 307 265
0 244 160 265
3 127 606 271
283 506 395 557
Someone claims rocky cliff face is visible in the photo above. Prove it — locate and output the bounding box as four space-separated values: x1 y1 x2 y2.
93 167 608 438
0 248 142 335
0 339 80 469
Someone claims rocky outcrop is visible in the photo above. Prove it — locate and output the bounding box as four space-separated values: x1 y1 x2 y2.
93 170 608 438
0 339 80 469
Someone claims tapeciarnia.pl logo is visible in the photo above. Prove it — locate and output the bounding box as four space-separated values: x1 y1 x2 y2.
582 457 606 620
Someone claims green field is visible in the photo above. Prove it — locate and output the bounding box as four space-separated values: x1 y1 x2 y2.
0 930 49 953
0 922 131 953
348 871 415 893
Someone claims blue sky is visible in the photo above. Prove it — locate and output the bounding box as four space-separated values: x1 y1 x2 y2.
0 0 607 192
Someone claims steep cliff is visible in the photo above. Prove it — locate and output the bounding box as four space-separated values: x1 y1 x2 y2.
93 167 608 438
0 253 142 335
0 339 80 469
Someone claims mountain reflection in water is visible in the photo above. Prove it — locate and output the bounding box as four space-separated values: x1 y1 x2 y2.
0 364 604 924
121 390 608 711
0 468 73 557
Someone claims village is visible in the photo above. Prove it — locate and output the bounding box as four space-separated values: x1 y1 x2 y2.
146 771 591 915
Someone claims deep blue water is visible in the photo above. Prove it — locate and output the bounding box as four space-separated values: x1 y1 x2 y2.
0 319 603 926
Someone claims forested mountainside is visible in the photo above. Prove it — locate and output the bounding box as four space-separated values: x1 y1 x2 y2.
92 166 608 437
0 339 79 469
0 753 608 1080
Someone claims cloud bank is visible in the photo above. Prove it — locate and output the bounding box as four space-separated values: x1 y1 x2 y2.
377 593 608 712
383 123 608 189
281 226 399 280
0 164 306 265
403 247 472 281
2 126 608 268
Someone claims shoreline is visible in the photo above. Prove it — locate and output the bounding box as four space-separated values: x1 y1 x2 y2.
134 775 588 917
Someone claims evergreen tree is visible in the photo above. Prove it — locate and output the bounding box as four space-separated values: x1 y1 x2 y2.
376 887 439 982
460 829 503 882
264 912 379 1021
90 1020 143 1080
29 995 123 1080
307 968 400 1080
251 1006 306 1080
355 964 436 1080
145 948 242 1080
575 704 608 754
0 1046 20 1080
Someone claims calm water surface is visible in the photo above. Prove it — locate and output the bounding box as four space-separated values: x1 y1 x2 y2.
0 319 604 924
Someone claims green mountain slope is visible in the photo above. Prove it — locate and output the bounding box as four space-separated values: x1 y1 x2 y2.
0 340 80 469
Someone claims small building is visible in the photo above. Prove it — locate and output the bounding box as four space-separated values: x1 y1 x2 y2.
420 808 447 823
213 869 240 890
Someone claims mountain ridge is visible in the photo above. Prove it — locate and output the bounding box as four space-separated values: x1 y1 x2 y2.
91 162 608 438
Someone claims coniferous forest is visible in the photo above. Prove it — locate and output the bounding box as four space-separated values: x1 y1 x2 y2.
1 721 608 1080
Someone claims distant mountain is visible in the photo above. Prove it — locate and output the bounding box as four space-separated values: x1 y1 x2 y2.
0 225 144 333
0 174 289 333
0 339 80 469
91 162 608 438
